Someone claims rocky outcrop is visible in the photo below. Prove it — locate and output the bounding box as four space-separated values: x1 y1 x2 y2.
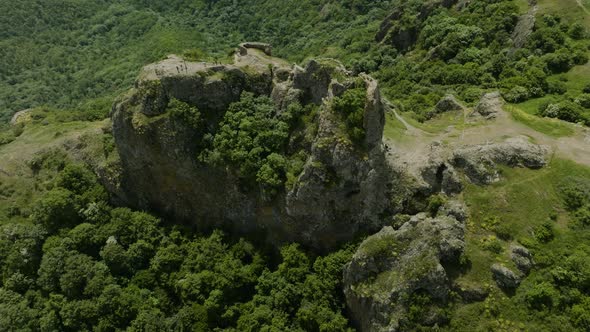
473 91 504 119
452 136 548 184
434 94 464 114
109 48 391 251
491 264 521 289
511 3 538 52
393 136 548 211
453 281 489 303
343 207 466 331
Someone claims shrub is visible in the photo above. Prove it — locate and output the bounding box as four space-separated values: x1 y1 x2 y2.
427 194 447 216
575 94 590 109
503 86 530 103
560 177 590 211
480 235 503 254
31 188 79 233
207 92 290 192
56 164 96 195
547 81 567 95
540 101 586 124
524 282 558 310
571 297 590 330
569 23 587 40
332 87 366 145
168 98 202 130
534 221 555 243
574 205 590 227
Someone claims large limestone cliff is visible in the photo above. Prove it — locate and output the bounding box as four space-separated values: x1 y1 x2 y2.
110 46 391 250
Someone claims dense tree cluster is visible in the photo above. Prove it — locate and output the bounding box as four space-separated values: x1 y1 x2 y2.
0 152 353 331
354 0 590 122
0 0 392 123
2 0 589 126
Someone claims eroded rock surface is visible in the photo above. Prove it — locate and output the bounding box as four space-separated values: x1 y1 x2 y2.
109 46 391 250
452 136 548 184
473 91 504 119
491 264 522 289
343 206 466 331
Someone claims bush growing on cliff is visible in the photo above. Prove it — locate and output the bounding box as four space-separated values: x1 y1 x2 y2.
168 98 203 130
332 87 366 145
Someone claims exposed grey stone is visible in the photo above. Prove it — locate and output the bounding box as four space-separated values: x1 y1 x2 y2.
239 42 273 56
434 94 464 114
452 137 548 185
344 213 465 331
10 109 32 126
474 91 504 117
454 281 489 303
511 244 533 274
439 200 468 222
491 264 521 289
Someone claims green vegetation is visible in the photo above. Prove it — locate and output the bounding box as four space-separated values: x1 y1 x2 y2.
2 0 590 129
204 92 300 196
449 159 590 331
0 147 354 331
506 105 576 137
332 87 367 145
2 0 590 331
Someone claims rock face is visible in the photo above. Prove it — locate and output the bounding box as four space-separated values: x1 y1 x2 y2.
491 264 521 289
343 207 466 331
511 3 538 51
110 47 390 251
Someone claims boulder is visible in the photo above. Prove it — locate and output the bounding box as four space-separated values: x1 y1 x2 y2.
239 42 273 56
439 200 468 222
491 264 521 289
474 91 504 118
511 244 533 274
343 213 465 331
10 109 32 126
434 94 464 114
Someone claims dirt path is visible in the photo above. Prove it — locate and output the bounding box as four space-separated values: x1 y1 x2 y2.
383 99 425 136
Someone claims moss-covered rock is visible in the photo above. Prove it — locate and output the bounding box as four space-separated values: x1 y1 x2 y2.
343 207 466 331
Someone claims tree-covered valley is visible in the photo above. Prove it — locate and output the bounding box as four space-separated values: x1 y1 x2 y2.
2 0 590 331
